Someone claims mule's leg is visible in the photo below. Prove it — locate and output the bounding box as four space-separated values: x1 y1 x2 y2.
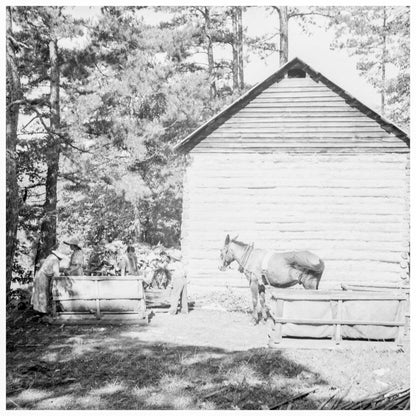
249 276 260 324
258 284 269 321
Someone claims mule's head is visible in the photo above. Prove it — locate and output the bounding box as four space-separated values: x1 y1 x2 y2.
219 234 236 271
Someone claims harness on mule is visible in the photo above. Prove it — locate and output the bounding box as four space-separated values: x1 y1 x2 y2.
238 243 254 274
238 244 272 286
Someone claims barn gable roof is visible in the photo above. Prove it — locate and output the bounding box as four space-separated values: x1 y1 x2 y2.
175 57 409 153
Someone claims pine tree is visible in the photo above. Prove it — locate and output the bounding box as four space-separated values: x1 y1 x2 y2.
6 7 23 301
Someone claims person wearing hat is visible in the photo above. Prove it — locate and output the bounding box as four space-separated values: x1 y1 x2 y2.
31 249 65 314
64 237 84 276
119 245 139 276
165 250 188 315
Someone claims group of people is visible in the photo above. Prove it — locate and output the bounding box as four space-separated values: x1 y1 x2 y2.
30 238 188 316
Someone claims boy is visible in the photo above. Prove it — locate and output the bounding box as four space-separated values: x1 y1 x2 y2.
165 250 188 315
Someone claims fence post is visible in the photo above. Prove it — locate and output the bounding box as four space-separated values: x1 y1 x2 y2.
395 299 405 347
335 299 342 345
95 278 101 320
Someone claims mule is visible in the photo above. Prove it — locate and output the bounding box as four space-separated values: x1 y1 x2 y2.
219 234 324 324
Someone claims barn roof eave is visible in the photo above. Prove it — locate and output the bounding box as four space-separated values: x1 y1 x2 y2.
174 57 409 154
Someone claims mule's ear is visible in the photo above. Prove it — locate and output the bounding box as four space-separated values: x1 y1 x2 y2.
232 234 239 241
225 234 230 245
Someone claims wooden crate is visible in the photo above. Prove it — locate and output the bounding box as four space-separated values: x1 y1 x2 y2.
268 289 407 348
51 275 148 324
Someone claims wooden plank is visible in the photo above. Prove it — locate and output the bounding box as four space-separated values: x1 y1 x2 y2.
188 163 408 174
187 269 401 281
330 300 337 341
335 300 342 344
138 279 146 319
187 196 406 206
237 107 360 113
245 101 352 106
274 299 285 343
187 253 403 266
190 148 409 154
52 313 149 325
188 176 405 187
270 78 320 87
195 143 406 150
187 170 404 180
395 300 406 346
188 185 406 196
186 207 405 217
186 196 405 207
228 113 372 119
258 91 341 97
265 85 330 91
53 296 145 301
188 152 408 163
95 279 101 319
207 130 397 137
269 290 406 301
253 89 339 95
271 317 405 327
185 222 403 234
53 276 144 281
222 123 387 130
225 117 378 123
185 248 403 262
186 250 404 264
222 121 391 129
341 282 409 290
205 131 395 138
203 138 402 145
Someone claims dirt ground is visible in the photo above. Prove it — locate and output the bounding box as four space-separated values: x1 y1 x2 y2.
6 308 410 410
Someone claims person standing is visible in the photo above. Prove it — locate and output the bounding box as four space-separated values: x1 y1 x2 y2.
31 249 64 314
119 245 139 276
166 250 188 315
64 237 84 276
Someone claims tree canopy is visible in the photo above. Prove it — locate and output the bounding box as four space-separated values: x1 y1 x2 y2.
6 6 410 294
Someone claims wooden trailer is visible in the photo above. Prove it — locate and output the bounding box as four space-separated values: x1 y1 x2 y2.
175 57 410 293
51 275 148 324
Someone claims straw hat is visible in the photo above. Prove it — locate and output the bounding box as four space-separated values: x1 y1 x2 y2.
64 237 81 248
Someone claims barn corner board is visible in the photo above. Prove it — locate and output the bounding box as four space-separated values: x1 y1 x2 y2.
175 57 410 290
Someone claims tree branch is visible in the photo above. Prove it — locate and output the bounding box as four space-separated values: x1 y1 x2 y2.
63 141 91 153
288 11 335 20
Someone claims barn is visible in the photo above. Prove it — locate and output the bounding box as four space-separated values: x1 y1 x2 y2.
175 57 410 292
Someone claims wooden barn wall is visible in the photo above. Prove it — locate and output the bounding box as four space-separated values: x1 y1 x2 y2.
181 76 410 288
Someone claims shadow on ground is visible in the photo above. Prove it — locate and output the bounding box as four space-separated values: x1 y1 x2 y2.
7 310 330 410
6 308 409 410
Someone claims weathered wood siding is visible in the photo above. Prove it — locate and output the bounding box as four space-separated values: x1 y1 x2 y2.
181 75 409 288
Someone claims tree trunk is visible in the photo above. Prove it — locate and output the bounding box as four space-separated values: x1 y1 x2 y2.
202 7 216 99
380 6 387 115
6 7 22 302
231 7 239 91
278 6 289 66
237 7 244 90
38 37 61 262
